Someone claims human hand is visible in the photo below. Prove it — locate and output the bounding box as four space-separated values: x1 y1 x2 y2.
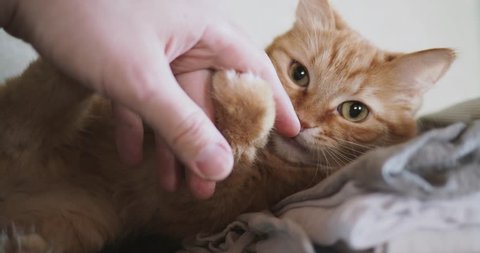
3 0 300 198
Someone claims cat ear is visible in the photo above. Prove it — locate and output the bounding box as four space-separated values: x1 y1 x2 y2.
386 48 455 94
295 0 336 30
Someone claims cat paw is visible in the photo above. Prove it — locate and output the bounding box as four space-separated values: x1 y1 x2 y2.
212 71 275 160
0 223 50 253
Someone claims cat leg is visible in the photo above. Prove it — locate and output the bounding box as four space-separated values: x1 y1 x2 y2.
0 60 94 154
211 71 275 161
0 223 50 253
0 187 121 253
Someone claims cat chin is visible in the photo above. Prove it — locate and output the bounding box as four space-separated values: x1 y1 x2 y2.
271 134 318 164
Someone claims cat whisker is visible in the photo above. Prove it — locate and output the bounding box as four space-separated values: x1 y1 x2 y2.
337 144 367 156
333 136 377 150
308 150 321 185
322 147 345 167
329 149 353 166
318 148 328 167
324 150 340 166
318 148 333 169
331 148 354 163
317 149 337 178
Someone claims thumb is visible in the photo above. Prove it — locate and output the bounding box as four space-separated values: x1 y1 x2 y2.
112 103 144 166
133 58 233 181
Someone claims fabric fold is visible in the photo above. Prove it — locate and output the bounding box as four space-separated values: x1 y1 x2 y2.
181 120 480 253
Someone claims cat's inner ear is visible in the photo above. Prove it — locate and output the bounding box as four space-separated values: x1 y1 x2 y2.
295 0 336 30
386 48 455 94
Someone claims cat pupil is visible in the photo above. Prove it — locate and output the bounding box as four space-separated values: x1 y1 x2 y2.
338 101 369 122
293 66 306 81
349 103 364 118
289 62 310 87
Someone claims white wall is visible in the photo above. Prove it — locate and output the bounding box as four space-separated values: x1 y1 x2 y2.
0 29 37 81
1 0 479 115
224 0 480 115
331 0 480 115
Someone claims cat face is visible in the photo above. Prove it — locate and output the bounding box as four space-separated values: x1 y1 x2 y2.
266 0 454 166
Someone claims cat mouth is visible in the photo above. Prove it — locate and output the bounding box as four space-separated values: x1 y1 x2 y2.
276 136 310 152
272 135 325 165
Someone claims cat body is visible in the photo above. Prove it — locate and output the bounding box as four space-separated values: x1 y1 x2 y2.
0 0 454 252
0 60 313 253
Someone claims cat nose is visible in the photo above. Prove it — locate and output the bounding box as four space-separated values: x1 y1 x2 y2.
299 120 314 132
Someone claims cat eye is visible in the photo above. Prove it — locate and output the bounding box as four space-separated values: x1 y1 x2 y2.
289 62 310 87
338 101 369 122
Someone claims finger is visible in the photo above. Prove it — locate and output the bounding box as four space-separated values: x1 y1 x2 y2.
112 103 144 166
130 57 233 182
176 69 215 120
155 136 181 192
255 53 301 137
172 24 300 137
207 29 300 137
186 170 216 200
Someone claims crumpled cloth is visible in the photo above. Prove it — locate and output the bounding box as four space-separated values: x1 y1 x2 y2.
419 97 480 131
181 120 480 253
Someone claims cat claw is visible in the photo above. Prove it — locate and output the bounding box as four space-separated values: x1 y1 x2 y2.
0 223 51 253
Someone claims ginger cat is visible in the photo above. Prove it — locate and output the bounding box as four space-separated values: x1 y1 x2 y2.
0 0 454 252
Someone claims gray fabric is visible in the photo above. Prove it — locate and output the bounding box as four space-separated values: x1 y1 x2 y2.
275 120 480 249
379 226 480 253
418 97 480 131
182 120 480 253
180 213 315 253
275 120 480 209
278 184 480 250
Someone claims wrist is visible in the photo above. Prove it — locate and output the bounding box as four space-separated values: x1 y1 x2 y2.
0 0 18 29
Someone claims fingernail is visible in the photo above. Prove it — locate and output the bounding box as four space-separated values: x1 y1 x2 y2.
276 115 301 137
194 143 233 180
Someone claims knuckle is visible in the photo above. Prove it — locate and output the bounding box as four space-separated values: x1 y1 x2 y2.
102 59 160 105
127 66 160 103
170 111 212 151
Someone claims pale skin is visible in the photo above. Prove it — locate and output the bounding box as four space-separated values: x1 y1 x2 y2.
0 0 300 198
